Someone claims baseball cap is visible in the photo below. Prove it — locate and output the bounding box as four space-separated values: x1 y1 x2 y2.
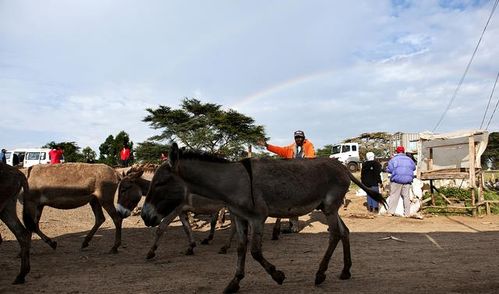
294 130 305 138
396 146 405 153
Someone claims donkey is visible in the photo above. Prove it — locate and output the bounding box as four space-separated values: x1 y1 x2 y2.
141 143 386 293
22 163 123 253
115 166 231 257
0 163 31 284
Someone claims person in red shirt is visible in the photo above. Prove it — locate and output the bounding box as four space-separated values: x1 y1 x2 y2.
120 144 131 167
49 146 64 164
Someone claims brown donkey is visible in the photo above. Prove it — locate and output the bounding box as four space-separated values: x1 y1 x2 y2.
0 163 31 284
22 163 123 253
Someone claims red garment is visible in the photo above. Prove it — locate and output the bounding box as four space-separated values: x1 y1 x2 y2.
49 149 64 164
120 147 131 161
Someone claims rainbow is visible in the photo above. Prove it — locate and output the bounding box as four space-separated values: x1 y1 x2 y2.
230 68 339 110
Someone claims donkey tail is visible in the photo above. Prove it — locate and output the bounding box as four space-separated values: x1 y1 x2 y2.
347 171 387 208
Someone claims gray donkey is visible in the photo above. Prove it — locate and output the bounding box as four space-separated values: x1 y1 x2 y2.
141 143 386 293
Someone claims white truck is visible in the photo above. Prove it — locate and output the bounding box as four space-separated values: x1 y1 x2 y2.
329 143 361 172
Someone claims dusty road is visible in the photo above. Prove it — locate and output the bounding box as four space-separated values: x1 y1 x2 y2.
1 193 499 293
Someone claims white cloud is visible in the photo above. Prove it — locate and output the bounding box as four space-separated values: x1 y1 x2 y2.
0 0 498 153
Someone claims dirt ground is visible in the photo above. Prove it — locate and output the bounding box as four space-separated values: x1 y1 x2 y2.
2 192 499 294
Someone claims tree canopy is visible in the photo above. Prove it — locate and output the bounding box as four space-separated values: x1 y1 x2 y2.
42 141 85 162
134 140 170 163
143 98 266 159
483 132 499 169
343 132 393 159
98 131 133 166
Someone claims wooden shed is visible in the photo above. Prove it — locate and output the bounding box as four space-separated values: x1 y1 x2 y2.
417 130 490 214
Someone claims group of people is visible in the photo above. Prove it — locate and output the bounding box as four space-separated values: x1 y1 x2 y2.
261 129 419 224
360 145 418 217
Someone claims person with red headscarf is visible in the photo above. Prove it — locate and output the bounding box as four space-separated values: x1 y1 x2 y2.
386 146 416 217
120 144 131 167
49 146 64 164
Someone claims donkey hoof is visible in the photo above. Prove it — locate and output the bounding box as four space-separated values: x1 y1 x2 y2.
12 274 24 285
271 234 279 241
315 272 326 285
13 276 25 285
218 247 228 254
201 239 210 245
50 241 58 250
109 247 119 254
339 270 351 280
272 270 285 285
146 251 156 260
223 280 240 293
81 241 89 249
185 248 194 255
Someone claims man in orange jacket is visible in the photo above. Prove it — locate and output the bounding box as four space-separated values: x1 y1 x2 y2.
264 130 315 159
259 130 316 233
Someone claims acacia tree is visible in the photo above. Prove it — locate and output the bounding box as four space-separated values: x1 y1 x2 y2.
343 132 393 160
143 98 266 159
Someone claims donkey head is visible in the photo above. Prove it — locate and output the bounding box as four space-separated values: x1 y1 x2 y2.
116 167 144 218
141 143 186 227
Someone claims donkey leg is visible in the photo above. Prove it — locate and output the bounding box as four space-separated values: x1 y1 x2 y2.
82 197 105 250
219 218 235 254
102 200 123 254
224 216 248 294
249 220 285 285
179 211 196 255
201 212 218 245
31 205 57 250
146 211 179 259
271 218 281 240
1 199 31 284
338 217 352 279
315 211 347 285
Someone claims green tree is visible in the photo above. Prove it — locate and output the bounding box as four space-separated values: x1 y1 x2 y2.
42 141 84 162
98 131 133 166
134 141 170 163
343 132 393 159
482 132 499 169
81 147 97 163
143 98 266 159
316 144 333 158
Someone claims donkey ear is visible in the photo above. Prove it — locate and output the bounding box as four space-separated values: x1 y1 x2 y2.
169 143 179 168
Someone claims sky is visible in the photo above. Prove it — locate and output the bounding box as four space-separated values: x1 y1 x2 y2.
1 0 498 154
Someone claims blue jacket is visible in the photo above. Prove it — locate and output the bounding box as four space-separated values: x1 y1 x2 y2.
387 153 415 184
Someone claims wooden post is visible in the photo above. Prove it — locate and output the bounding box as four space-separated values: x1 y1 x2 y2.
248 145 252 158
469 135 476 216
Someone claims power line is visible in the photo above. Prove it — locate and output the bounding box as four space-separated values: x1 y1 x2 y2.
486 89 499 130
433 0 499 132
480 71 499 129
